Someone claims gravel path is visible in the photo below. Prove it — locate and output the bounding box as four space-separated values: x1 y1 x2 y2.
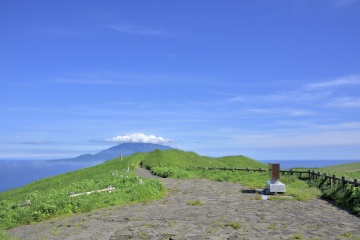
8 168 360 240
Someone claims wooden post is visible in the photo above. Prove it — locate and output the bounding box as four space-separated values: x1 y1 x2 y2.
333 175 337 184
341 176 346 186
354 179 358 187
308 170 311 179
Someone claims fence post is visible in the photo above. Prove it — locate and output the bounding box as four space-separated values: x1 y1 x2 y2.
308 170 311 179
341 176 346 187
354 179 358 187
333 175 337 184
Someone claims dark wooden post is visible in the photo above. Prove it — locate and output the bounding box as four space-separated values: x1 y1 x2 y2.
354 179 358 187
269 163 280 182
333 175 337 184
341 176 346 187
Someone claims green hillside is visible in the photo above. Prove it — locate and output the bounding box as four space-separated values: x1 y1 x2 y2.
141 149 266 169
323 161 360 179
0 152 165 230
0 149 323 232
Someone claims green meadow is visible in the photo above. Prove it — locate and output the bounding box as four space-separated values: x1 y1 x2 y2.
1 149 358 236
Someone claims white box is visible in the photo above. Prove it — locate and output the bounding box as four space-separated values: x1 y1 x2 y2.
266 180 286 193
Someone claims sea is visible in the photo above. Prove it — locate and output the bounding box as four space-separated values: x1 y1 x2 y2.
0 159 359 193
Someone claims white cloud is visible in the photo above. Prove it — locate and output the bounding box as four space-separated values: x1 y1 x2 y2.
105 133 173 145
305 74 360 89
109 24 173 36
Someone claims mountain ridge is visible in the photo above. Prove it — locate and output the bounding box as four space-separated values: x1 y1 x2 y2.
53 142 173 162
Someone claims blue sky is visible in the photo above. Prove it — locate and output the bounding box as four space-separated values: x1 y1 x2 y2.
1 0 360 160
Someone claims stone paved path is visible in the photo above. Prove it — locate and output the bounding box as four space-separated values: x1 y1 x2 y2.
8 168 360 240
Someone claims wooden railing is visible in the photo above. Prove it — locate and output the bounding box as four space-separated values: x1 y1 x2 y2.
193 166 359 188
280 169 359 187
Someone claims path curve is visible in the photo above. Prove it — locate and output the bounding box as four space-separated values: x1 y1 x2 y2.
8 168 360 240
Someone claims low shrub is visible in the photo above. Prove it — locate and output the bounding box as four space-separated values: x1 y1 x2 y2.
316 177 360 216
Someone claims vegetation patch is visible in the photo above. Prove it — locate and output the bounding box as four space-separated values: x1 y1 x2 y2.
187 200 204 206
225 221 241 230
303 163 360 216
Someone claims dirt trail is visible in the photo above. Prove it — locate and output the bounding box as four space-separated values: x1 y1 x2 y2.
8 168 360 240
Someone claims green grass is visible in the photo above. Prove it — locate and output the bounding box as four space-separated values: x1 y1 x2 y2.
324 161 360 173
187 199 204 206
0 153 166 229
0 228 15 240
225 221 241 230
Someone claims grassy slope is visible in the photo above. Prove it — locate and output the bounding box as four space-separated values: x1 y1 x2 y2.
0 153 165 229
0 149 325 231
324 161 360 172
322 161 360 180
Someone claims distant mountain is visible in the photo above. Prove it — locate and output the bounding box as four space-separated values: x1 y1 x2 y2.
53 143 172 162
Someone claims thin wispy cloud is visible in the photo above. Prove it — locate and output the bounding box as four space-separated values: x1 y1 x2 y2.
109 24 174 36
328 97 360 107
246 108 314 116
20 141 59 145
54 72 213 86
234 130 360 148
333 0 357 7
55 78 129 85
305 74 360 89
230 90 330 103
